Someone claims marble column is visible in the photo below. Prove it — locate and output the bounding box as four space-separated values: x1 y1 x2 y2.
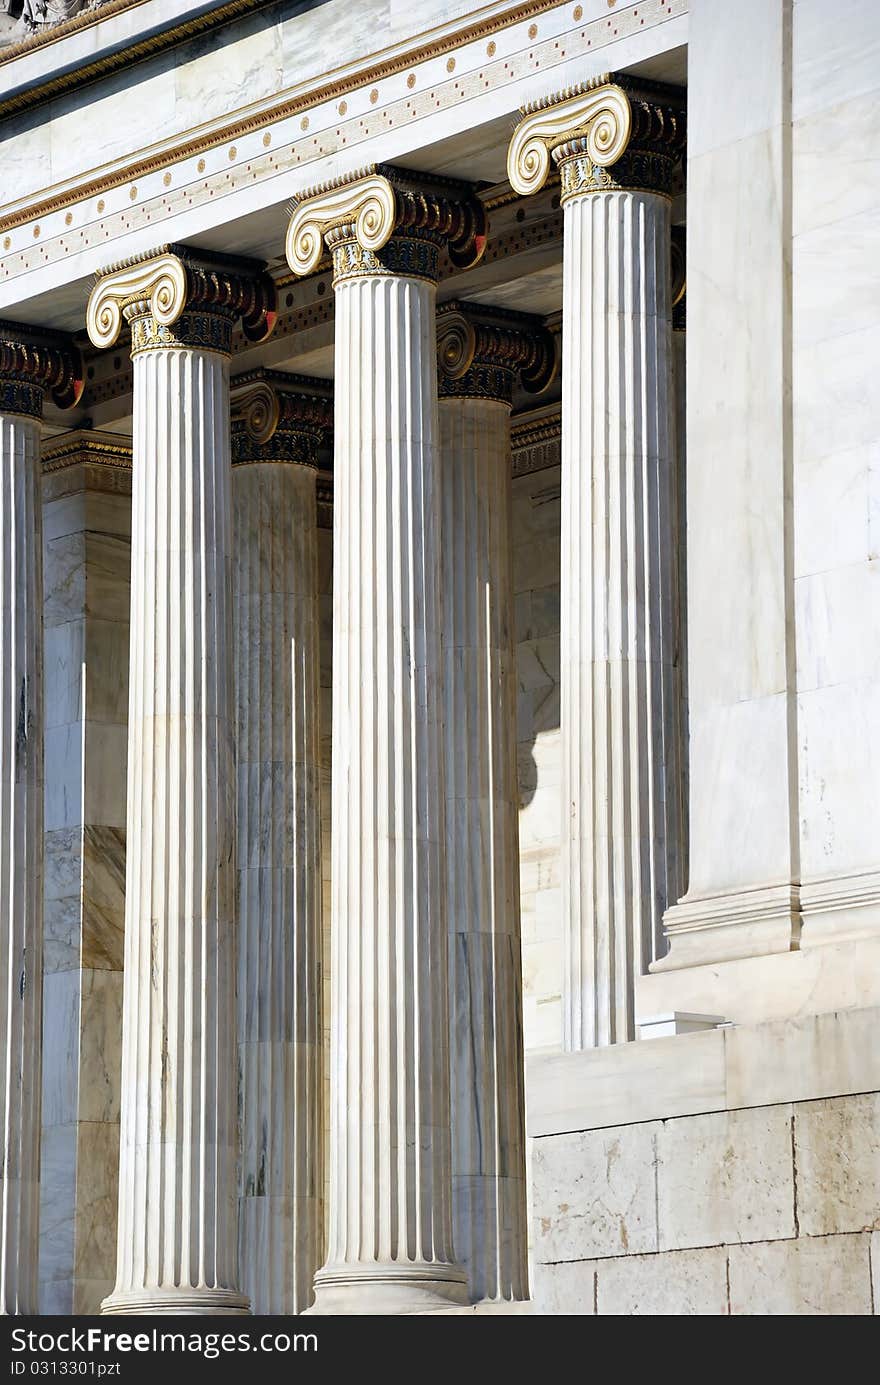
230 369 330 1315
0 323 82 1315
286 167 487 1313
509 77 687 1048
39 430 132 1316
436 302 554 1301
86 248 275 1315
670 230 689 901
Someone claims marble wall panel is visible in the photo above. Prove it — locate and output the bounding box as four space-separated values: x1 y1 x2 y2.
728 1234 873 1316
794 1093 880 1236
533 1123 659 1262
656 1106 795 1252
594 1246 729 1316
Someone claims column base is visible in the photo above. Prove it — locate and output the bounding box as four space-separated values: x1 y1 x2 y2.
101 1288 250 1315
654 882 801 970
306 1262 469 1316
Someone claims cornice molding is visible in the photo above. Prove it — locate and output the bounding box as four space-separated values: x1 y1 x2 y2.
0 0 280 112
0 0 688 288
41 427 133 472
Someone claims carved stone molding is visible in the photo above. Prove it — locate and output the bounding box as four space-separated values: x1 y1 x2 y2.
0 318 83 418
286 165 487 285
230 367 332 467
436 300 557 406
508 73 686 202
510 406 562 478
86 244 276 356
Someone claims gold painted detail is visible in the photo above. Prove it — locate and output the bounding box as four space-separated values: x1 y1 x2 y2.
86 244 276 354
286 165 486 285
508 74 686 202
436 300 557 406
231 367 332 466
0 319 83 417
42 429 133 473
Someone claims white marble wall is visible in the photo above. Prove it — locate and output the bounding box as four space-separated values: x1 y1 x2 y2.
791 0 880 945
658 0 801 970
39 445 130 1316
530 1007 880 1315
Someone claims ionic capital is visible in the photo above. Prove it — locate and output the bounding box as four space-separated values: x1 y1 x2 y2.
286 165 487 285
86 245 276 356
231 368 332 467
508 74 686 203
0 319 83 420
437 301 557 406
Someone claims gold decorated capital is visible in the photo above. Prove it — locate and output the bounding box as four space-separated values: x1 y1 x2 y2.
86 244 276 356
436 301 557 406
0 319 83 420
286 165 487 286
508 74 686 203
231 368 333 468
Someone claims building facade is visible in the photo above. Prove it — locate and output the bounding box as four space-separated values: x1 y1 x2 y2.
0 0 877 1317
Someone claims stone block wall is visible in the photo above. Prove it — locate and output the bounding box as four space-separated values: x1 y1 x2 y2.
530 1009 880 1314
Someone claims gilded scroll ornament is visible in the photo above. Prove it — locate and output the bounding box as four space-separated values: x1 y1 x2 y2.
286 165 487 285
86 244 276 354
508 74 686 202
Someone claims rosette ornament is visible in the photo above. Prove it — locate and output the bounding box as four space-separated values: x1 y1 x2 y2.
508 73 686 201
286 164 488 284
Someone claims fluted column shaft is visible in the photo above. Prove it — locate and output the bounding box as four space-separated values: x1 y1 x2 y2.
0 411 43 1316
314 266 465 1313
560 186 680 1048
508 78 687 1049
105 342 245 1314
0 328 80 1315
435 301 553 1300
87 249 275 1315
232 379 327 1316
439 395 527 1300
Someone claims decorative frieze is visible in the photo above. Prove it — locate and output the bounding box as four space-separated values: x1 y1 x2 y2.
510 408 562 478
509 74 686 203
286 165 487 285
